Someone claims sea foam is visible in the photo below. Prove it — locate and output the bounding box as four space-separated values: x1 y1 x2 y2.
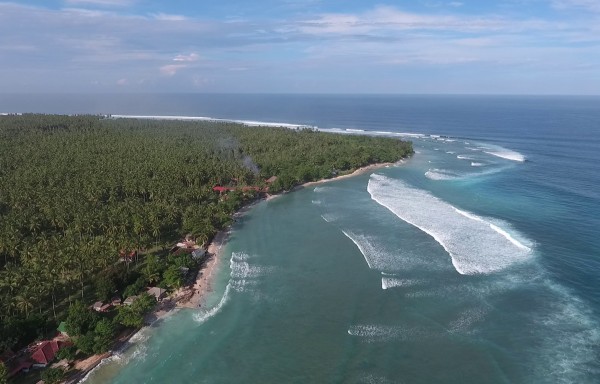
193 283 231 324
367 174 533 275
477 143 526 162
381 276 423 290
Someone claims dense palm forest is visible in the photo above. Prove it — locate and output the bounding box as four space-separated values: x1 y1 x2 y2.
0 114 413 354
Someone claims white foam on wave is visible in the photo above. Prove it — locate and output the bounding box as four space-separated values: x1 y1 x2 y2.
348 324 439 343
447 307 489 334
358 373 396 384
446 151 456 155
368 174 533 275
111 114 313 129
229 252 274 293
320 214 338 223
477 143 525 162
454 209 531 251
529 281 600 382
342 230 373 269
193 283 231 324
313 186 330 193
471 162 485 167
346 128 365 132
396 132 426 138
484 150 525 162
424 169 459 180
381 277 423 290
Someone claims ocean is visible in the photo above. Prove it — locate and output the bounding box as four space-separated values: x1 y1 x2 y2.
3 94 599 383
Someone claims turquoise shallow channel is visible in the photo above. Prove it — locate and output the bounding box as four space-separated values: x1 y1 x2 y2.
11 94 598 383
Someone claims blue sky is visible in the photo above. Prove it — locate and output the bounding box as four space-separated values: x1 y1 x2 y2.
0 0 599 94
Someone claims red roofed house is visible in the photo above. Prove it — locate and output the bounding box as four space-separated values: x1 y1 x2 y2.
30 340 70 368
212 186 236 193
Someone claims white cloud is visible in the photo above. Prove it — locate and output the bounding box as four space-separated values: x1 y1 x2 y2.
151 13 188 21
160 64 187 76
0 2 598 93
297 5 547 36
173 53 199 62
552 0 600 12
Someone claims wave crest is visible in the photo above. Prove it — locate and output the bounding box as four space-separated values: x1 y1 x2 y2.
368 174 534 275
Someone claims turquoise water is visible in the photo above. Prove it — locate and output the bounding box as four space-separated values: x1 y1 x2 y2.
7 95 599 383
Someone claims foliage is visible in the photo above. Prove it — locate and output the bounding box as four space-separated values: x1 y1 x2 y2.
0 314 54 351
123 276 147 298
114 293 156 328
133 293 156 314
0 362 6 384
55 344 77 360
162 265 183 289
114 306 144 328
91 318 115 354
94 275 117 302
142 255 164 285
65 301 98 337
40 367 64 384
0 114 412 350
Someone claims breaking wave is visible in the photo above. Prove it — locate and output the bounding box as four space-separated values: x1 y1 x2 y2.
348 324 441 343
367 174 534 275
342 230 374 269
381 276 423 290
477 143 526 162
193 283 231 324
424 169 459 180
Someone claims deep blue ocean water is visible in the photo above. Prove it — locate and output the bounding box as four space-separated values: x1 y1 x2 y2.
3 94 599 383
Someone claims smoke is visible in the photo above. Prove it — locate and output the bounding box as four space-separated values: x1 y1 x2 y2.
243 155 260 175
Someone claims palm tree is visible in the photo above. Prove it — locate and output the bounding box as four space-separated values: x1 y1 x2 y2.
15 293 34 318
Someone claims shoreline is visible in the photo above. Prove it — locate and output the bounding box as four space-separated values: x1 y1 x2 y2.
74 160 398 383
179 162 395 307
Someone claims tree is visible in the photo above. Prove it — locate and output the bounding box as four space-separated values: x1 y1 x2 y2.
114 293 155 328
94 275 117 302
55 345 77 361
75 332 96 356
65 301 98 337
41 368 64 384
0 114 413 354
114 306 144 328
0 362 7 384
92 318 115 353
142 255 164 285
162 265 183 289
123 276 146 298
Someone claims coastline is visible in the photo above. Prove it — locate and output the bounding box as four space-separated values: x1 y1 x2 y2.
74 160 398 383
180 162 396 307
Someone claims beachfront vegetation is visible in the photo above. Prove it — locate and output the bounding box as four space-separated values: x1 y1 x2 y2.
0 362 7 384
0 114 413 354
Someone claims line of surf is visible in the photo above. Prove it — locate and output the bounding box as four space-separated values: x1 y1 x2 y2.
110 114 314 129
367 174 533 275
341 230 373 269
193 283 231 324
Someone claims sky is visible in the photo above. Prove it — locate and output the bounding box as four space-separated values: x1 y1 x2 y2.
0 0 599 94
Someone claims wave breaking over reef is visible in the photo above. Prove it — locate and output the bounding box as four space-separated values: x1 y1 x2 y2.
367 174 533 275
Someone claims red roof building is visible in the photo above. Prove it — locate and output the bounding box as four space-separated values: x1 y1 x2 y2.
30 340 69 367
212 186 236 193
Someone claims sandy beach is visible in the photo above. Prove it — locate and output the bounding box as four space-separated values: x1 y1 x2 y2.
176 228 230 309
